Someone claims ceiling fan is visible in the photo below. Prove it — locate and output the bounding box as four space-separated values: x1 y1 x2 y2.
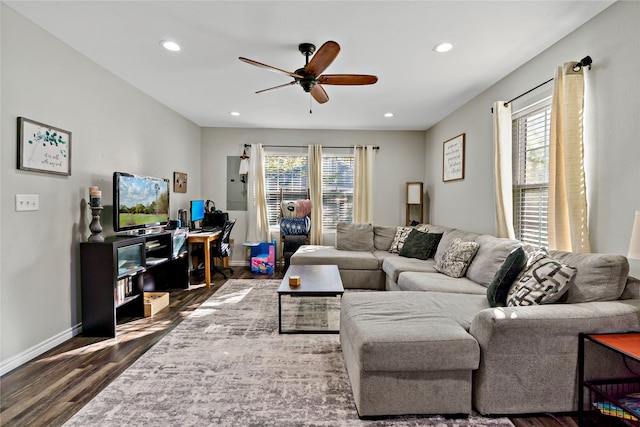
239 41 378 104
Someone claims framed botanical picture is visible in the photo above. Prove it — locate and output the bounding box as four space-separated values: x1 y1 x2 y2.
443 133 465 182
17 117 71 176
174 172 187 193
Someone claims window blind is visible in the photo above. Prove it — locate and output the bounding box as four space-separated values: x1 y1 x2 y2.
512 99 551 247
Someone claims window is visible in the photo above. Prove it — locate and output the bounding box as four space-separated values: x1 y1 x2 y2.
322 154 354 228
264 154 308 225
263 151 354 229
512 99 551 247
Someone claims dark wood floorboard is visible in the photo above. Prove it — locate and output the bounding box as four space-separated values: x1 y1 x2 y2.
0 267 578 427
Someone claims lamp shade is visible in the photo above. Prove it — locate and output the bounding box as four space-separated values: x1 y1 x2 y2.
239 157 250 175
629 210 640 260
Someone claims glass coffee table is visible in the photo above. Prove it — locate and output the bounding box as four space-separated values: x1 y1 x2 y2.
277 264 344 334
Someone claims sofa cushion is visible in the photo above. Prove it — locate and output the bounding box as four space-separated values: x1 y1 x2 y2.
507 249 577 306
290 245 379 270
466 235 524 287
620 276 640 300
549 250 629 303
435 238 480 278
373 225 397 251
382 256 438 283
336 222 374 251
486 247 528 307
340 292 481 372
398 271 488 295
434 229 480 263
388 226 415 253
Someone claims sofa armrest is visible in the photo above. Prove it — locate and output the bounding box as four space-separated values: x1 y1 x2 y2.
470 300 640 414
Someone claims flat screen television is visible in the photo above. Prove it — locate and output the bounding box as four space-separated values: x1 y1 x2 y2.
190 199 205 229
113 172 170 233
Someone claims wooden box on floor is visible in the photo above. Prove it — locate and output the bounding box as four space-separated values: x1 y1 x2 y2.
143 292 169 317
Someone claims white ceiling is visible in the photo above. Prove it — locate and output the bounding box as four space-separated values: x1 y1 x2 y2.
5 1 614 131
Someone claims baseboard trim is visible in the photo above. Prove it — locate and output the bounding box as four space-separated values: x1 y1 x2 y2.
0 323 82 377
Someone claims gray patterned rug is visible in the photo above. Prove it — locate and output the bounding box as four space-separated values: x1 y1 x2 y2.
65 279 514 427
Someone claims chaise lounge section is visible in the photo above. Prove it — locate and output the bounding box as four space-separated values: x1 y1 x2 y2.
291 222 640 416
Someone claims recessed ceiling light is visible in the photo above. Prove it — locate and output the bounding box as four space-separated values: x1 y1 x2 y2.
160 40 181 52
433 42 453 53
230 111 240 116
384 113 394 118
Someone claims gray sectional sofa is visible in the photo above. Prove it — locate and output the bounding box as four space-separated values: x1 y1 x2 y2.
290 222 640 417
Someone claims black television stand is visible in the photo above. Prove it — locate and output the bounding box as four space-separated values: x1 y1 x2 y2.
80 230 188 337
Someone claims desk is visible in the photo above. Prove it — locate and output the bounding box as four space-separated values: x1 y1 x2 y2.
188 231 221 288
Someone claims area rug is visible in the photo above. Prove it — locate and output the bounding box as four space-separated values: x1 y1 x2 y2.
64 279 514 427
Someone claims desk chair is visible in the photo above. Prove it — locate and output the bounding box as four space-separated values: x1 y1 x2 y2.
210 219 236 279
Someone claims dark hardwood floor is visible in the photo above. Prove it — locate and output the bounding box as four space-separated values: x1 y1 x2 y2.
1 267 578 427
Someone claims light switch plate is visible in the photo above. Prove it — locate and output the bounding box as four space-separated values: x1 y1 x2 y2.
16 194 39 211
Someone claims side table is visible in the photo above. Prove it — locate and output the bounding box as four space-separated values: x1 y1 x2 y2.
578 332 640 426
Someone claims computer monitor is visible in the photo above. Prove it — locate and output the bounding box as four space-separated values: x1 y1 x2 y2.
190 199 205 229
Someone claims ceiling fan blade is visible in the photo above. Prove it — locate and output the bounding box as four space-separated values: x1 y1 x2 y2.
239 57 304 79
310 85 329 104
318 74 378 85
304 41 340 76
255 81 297 94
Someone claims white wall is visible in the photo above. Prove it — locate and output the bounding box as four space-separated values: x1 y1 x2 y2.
0 5 201 374
201 127 426 263
424 0 640 276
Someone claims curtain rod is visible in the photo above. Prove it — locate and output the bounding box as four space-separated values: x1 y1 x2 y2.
503 77 554 107
244 144 380 150
491 55 593 112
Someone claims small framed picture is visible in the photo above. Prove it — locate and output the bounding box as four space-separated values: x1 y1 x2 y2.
443 133 465 182
174 172 187 193
17 117 71 176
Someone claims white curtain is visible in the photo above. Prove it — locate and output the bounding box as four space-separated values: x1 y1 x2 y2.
492 101 515 239
548 62 591 253
247 143 269 242
353 145 376 223
307 144 323 245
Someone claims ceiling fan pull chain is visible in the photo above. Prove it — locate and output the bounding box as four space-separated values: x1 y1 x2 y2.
310 94 313 114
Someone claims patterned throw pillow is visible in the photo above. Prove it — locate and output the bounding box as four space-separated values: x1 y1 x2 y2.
389 226 416 254
279 217 311 236
435 238 480 278
506 249 577 306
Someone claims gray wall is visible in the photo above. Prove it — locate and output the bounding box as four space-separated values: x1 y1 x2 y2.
201 127 426 263
1 5 201 373
424 0 640 276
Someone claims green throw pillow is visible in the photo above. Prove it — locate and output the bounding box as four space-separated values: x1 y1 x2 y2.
424 233 443 259
486 247 527 307
399 229 430 260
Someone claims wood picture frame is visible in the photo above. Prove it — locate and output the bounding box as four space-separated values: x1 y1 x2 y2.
17 117 71 176
173 172 187 193
443 133 465 182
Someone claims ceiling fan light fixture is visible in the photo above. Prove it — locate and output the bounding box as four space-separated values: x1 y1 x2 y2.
433 42 453 53
160 40 181 52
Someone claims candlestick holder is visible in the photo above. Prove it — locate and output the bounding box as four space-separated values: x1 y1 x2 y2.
88 204 104 242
